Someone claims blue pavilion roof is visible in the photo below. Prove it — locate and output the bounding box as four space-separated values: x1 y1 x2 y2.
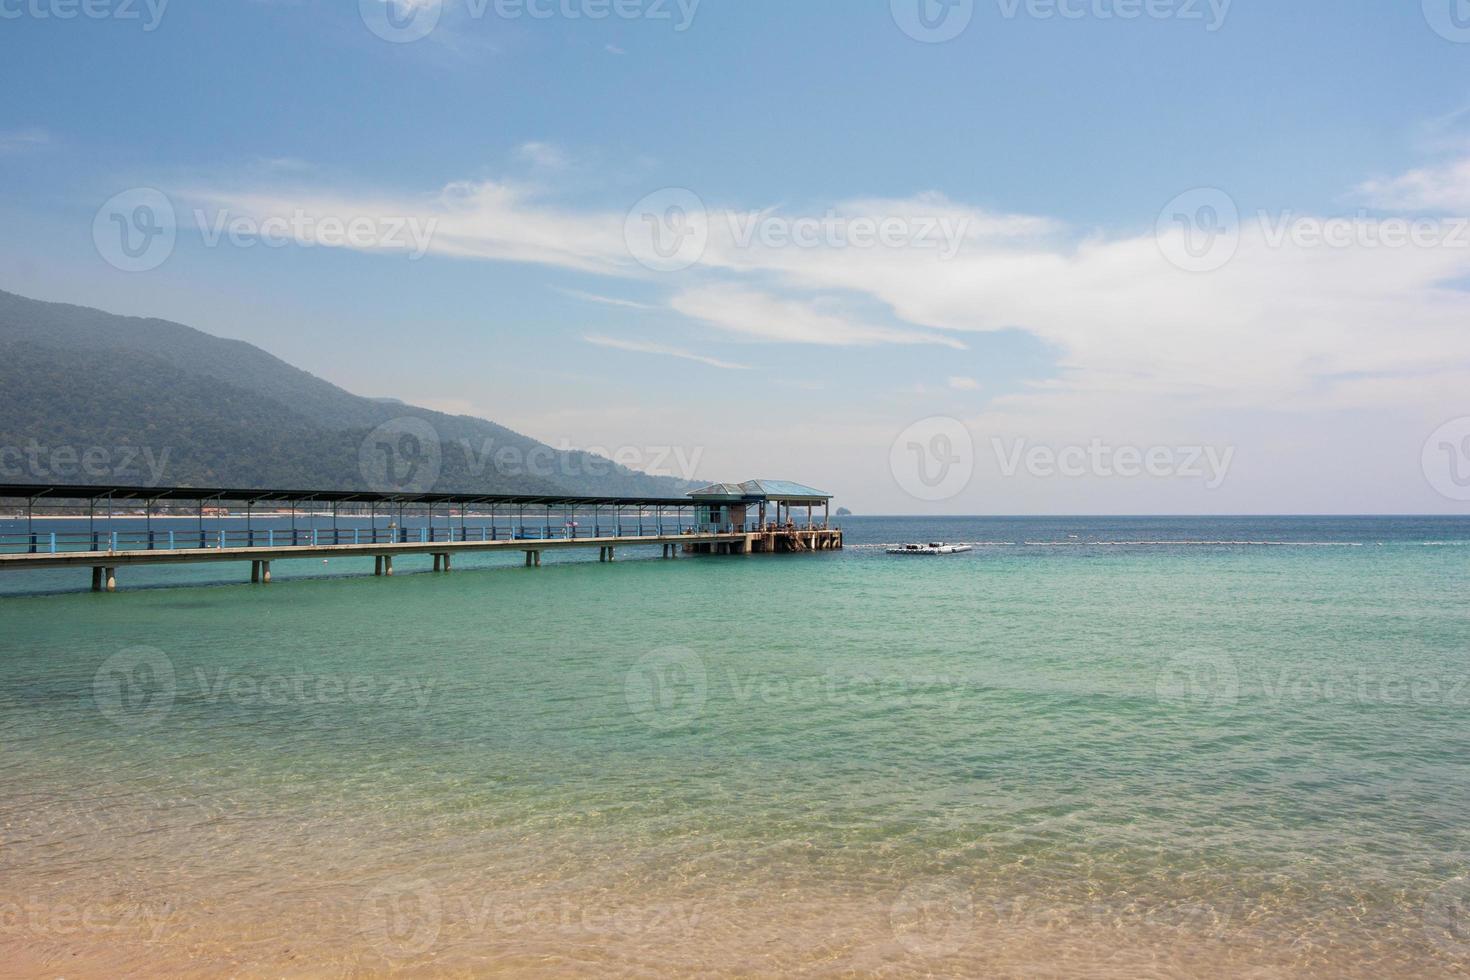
688 480 831 502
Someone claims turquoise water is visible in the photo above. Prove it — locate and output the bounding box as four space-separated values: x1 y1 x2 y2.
2 517 1470 976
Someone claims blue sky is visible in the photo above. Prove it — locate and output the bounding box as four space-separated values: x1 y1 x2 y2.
3 1 1470 513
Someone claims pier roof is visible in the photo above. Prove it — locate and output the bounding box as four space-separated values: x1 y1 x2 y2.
0 483 697 509
688 480 832 504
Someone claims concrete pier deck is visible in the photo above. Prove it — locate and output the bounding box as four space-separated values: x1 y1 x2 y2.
0 531 751 572
0 531 767 590
0 482 844 592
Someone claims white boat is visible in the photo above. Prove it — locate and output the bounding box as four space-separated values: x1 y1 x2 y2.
886 542 973 555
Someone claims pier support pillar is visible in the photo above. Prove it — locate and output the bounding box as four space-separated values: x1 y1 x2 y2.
261 562 272 584
433 554 443 573
526 551 542 567
443 553 452 573
382 556 393 577
251 561 261 584
374 556 384 576
606 548 614 563
91 566 103 592
104 568 117 593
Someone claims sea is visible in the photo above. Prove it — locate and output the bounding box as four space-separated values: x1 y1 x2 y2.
1 515 1469 976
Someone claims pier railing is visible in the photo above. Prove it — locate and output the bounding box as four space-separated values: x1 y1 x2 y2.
0 522 787 556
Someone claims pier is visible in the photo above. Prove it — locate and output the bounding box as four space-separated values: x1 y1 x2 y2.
0 481 842 592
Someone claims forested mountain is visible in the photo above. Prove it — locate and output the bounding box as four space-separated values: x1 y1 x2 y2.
0 290 692 497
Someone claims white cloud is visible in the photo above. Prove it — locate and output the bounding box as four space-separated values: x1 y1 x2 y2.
584 333 750 370
177 152 1470 511
180 179 634 274
561 288 655 311
0 129 49 153
949 376 981 391
669 284 967 349
1357 157 1470 212
516 141 569 170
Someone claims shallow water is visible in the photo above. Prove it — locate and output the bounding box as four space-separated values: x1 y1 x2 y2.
3 516 1470 976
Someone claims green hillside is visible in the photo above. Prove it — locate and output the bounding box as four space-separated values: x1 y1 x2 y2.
0 290 692 497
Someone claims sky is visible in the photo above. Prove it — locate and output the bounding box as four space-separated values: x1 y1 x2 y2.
2 0 1470 514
